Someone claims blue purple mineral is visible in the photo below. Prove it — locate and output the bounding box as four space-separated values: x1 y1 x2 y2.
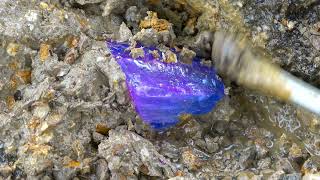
107 40 225 130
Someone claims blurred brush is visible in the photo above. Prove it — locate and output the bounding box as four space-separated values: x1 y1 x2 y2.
212 31 320 115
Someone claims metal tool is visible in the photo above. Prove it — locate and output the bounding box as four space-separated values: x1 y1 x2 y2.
212 31 320 115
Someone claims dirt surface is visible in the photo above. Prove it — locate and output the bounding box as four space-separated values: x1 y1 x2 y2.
1 0 320 179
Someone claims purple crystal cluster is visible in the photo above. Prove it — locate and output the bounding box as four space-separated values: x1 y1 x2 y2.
107 40 225 130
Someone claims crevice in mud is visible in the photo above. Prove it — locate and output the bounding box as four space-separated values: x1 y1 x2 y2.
72 2 103 16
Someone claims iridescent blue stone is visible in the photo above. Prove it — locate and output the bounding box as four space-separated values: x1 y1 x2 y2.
107 40 225 130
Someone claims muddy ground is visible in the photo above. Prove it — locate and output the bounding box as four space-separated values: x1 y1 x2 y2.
0 0 320 179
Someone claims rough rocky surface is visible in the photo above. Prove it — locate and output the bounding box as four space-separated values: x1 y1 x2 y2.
0 0 320 179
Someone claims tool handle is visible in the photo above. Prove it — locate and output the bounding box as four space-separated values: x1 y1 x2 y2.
212 31 320 115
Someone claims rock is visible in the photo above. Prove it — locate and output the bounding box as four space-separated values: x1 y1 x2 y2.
94 46 128 105
239 147 256 169
275 158 300 174
0 65 13 93
75 0 104 5
179 47 196 64
133 11 176 46
32 102 50 119
237 171 256 180
289 143 305 161
6 43 20 57
95 159 110 180
283 173 302 180
119 22 133 42
133 28 161 47
190 31 214 58
311 35 320 51
204 136 219 153
182 119 203 139
0 1 85 43
92 132 105 144
268 170 285 180
181 148 202 170
257 158 271 170
125 6 145 33
102 0 132 17
125 6 140 23
98 129 176 178
213 121 229 134
0 165 13 178
200 97 234 124
168 177 192 180
160 142 180 161
301 158 320 175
